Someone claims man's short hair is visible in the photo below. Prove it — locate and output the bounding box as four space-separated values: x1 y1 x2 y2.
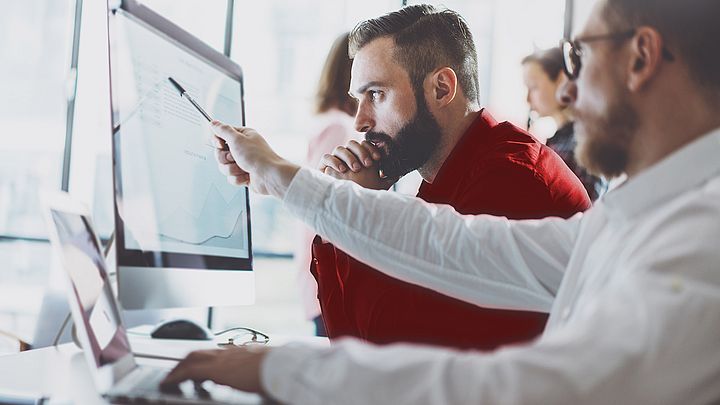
604 0 720 99
349 4 480 104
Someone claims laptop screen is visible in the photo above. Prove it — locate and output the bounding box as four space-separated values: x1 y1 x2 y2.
49 209 131 368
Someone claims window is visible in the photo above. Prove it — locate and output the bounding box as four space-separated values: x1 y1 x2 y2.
0 1 72 239
407 0 567 139
0 0 75 341
230 0 401 255
1 0 573 341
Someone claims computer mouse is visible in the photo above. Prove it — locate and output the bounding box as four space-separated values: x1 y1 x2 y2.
150 319 213 340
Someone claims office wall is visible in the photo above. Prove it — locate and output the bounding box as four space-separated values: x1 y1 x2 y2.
572 0 596 35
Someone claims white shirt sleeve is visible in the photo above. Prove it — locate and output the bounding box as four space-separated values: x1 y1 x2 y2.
283 168 581 312
260 265 720 405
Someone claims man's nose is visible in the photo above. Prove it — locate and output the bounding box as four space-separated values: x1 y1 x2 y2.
354 103 374 133
557 78 577 107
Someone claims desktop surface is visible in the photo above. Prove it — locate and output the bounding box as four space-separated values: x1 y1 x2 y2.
0 331 328 404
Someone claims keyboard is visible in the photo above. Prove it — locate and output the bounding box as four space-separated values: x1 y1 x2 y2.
106 365 263 404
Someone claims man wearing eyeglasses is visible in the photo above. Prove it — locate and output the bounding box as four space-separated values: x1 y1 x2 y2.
162 0 720 403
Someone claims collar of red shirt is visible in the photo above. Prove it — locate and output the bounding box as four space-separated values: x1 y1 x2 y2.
417 108 498 201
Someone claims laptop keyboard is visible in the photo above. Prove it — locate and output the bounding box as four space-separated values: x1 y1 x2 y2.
126 367 167 395
107 366 262 404
108 366 199 403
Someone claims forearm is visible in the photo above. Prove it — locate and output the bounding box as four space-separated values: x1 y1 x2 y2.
254 159 301 199
283 168 578 312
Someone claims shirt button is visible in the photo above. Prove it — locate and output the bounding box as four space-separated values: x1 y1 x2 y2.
561 308 571 320
671 277 684 293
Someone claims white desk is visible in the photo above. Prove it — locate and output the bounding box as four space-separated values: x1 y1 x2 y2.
0 331 328 404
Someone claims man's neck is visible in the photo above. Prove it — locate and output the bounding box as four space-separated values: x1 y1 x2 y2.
419 107 482 183
626 99 720 178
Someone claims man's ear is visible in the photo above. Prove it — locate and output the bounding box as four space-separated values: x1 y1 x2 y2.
427 67 458 107
627 26 666 92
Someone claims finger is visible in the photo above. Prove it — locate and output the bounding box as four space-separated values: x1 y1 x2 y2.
215 149 235 165
323 166 344 179
161 351 215 385
212 135 226 150
319 153 349 173
211 120 242 142
345 140 375 168
332 146 363 172
217 162 246 177
228 174 250 186
162 363 215 387
361 140 383 160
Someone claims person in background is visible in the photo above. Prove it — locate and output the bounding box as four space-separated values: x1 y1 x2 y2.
294 32 358 336
522 47 606 201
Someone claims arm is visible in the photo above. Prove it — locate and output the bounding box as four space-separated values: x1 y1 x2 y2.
261 263 720 405
284 168 578 312
212 122 579 312
162 196 720 405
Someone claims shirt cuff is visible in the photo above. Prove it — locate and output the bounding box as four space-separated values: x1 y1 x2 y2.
260 343 324 404
283 168 333 229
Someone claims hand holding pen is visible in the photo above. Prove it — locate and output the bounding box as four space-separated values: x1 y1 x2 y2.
168 76 229 151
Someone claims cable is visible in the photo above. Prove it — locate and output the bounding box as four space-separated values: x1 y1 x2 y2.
52 312 73 348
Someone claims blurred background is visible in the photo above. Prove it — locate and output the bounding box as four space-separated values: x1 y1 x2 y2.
0 0 594 350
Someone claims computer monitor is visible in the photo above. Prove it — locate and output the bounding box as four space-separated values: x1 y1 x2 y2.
107 0 254 310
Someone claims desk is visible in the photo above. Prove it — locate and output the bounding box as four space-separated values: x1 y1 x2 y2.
0 330 328 404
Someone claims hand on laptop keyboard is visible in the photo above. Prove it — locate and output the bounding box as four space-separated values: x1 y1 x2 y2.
160 346 271 395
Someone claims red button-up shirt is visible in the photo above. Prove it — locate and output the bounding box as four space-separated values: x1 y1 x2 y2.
310 110 591 350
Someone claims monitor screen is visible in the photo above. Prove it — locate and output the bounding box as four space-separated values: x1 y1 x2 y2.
110 6 252 272
49 208 131 368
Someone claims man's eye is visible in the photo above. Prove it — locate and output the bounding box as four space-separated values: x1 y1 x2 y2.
369 90 382 102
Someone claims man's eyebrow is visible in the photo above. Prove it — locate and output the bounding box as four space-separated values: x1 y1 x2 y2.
349 81 386 98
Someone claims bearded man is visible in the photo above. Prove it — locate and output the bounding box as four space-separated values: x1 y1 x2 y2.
310 5 590 350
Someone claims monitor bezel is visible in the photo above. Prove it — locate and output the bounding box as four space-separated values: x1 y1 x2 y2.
108 0 253 272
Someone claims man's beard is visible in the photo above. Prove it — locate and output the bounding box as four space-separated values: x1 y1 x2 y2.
574 92 638 179
365 95 442 179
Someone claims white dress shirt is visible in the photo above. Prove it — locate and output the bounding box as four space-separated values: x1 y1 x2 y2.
261 127 720 405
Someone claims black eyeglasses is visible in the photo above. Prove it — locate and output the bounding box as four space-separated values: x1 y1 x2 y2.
561 28 675 80
215 327 270 347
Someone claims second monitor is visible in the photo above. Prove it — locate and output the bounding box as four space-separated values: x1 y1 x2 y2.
108 0 253 310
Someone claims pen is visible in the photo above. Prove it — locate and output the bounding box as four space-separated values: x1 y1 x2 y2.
167 76 228 151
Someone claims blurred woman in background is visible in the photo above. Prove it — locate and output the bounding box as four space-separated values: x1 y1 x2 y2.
294 32 358 336
522 47 605 201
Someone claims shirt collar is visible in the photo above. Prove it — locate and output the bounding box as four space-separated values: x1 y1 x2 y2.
602 126 720 222
418 109 497 198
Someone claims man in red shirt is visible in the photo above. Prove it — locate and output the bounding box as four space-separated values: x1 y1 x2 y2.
313 5 591 350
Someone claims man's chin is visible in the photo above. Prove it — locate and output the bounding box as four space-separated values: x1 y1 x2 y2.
575 135 628 179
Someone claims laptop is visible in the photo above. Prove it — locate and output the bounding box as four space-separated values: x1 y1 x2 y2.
44 193 262 404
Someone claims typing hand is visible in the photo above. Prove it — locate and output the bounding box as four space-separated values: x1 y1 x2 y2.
160 346 271 396
319 140 397 190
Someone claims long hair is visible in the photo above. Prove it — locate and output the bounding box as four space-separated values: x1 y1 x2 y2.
315 32 357 116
